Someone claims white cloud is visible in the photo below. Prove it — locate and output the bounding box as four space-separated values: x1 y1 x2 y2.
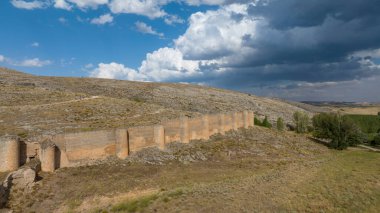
84 63 94 69
31 42 39 47
58 17 68 24
135 21 164 37
18 58 52 67
66 0 108 9
90 62 146 81
11 0 49 10
91 48 200 82
175 4 255 61
0 55 5 62
54 0 72 10
184 0 226 6
353 48 380 59
139 47 200 81
109 0 169 19
90 13 114 25
164 15 185 25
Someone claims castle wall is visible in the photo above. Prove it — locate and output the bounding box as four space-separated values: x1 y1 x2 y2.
188 117 204 141
236 112 244 129
224 113 234 132
7 111 255 171
208 114 221 136
0 137 19 172
163 119 182 143
61 130 117 164
115 129 129 159
41 144 56 172
188 115 209 141
0 139 9 172
128 126 155 153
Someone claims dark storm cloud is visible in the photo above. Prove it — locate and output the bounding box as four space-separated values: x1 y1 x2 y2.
203 57 378 90
206 0 380 97
239 0 380 66
248 0 380 29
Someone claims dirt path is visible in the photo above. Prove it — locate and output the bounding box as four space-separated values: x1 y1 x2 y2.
0 96 100 110
358 144 380 152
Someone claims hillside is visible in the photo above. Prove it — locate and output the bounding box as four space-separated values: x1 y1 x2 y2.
0 67 322 139
5 127 380 212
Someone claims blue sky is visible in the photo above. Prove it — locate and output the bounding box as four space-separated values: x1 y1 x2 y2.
1 0 380 102
0 1 213 76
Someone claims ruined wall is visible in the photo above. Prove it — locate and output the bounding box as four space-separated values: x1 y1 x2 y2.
0 137 19 172
224 113 234 132
162 119 182 144
188 116 209 140
128 126 155 153
236 112 244 129
208 114 219 136
55 130 117 167
8 111 255 172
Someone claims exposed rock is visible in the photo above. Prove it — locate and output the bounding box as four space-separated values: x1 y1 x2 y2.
4 168 36 191
0 184 7 209
0 164 38 209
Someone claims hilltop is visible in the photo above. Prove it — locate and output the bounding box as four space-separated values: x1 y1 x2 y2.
0 67 324 139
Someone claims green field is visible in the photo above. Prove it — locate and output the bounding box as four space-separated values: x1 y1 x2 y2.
344 115 380 136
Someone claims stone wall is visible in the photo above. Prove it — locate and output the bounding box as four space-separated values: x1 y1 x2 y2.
1 111 255 172
162 119 182 144
0 137 19 172
128 126 156 152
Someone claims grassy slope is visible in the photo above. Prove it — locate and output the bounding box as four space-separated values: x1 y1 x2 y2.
0 67 318 138
6 127 380 213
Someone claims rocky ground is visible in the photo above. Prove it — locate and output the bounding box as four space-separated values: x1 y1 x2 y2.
2 126 379 213
0 67 323 140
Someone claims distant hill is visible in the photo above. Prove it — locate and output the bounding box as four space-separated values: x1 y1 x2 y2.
0 67 323 139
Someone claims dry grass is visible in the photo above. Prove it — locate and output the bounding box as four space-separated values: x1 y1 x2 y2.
1 67 317 139
4 128 380 212
332 106 380 115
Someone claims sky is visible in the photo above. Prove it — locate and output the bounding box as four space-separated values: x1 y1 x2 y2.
1 0 380 102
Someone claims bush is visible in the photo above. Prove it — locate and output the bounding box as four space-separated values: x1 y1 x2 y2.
313 113 365 150
254 117 262 126
254 116 272 128
293 111 309 133
276 117 285 131
371 134 380 146
262 116 272 128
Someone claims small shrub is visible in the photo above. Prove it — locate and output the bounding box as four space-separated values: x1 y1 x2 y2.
254 116 271 128
254 117 262 126
262 116 272 128
276 117 285 131
293 111 309 133
371 135 380 146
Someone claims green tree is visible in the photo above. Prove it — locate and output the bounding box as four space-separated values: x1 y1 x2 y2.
293 111 309 133
277 117 285 131
313 113 365 150
372 135 380 146
262 116 272 128
254 117 262 126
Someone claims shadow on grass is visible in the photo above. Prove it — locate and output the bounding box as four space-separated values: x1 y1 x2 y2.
308 137 331 148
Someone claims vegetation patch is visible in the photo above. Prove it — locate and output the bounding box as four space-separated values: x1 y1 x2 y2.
111 194 159 212
344 114 380 133
110 189 185 213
